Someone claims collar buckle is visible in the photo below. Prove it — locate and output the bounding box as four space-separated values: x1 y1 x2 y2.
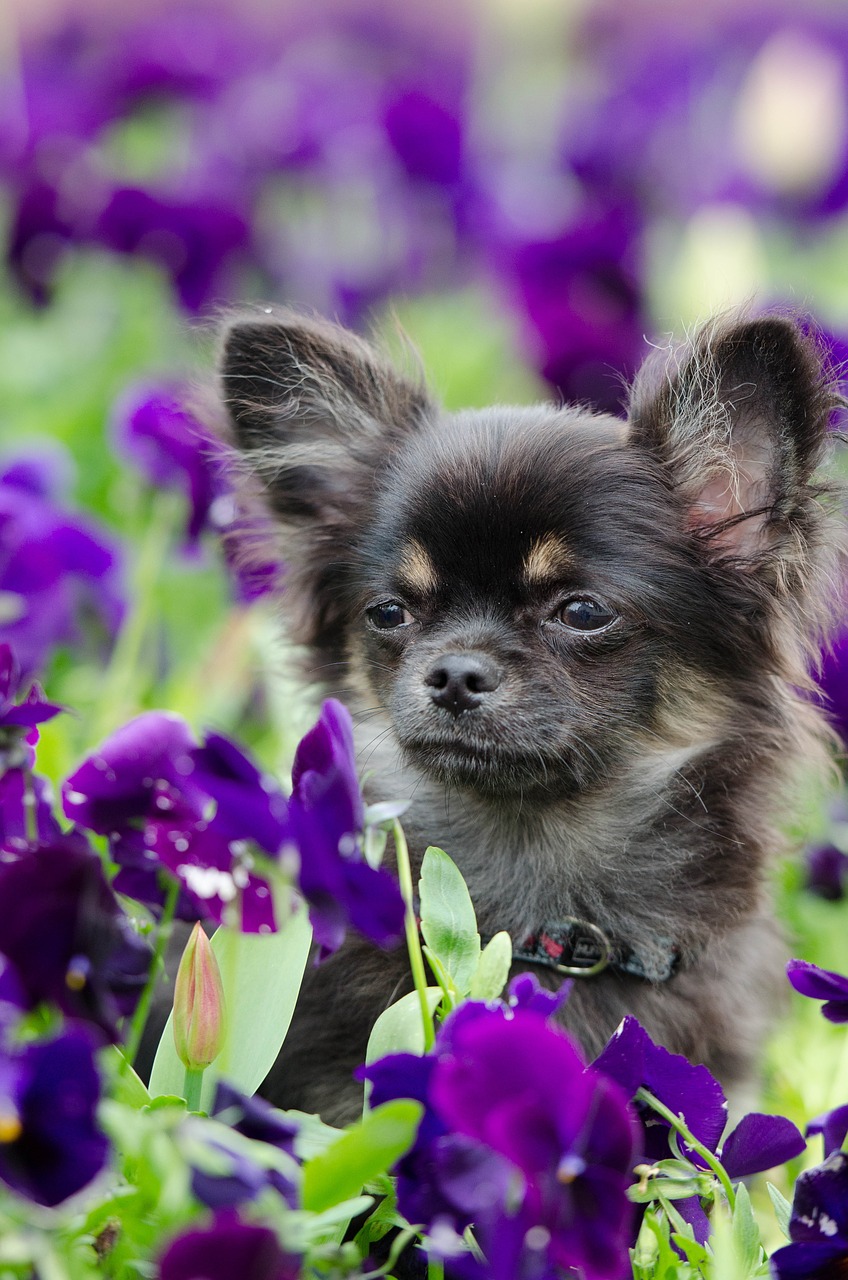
516 918 612 977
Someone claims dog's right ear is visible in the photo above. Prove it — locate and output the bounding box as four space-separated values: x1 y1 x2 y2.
219 309 432 522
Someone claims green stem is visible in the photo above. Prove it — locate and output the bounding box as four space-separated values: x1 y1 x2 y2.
184 1066 205 1112
89 490 183 745
427 1259 445 1280
123 878 181 1068
636 1086 736 1210
392 819 435 1052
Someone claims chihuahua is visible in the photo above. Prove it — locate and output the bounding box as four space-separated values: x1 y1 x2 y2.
219 308 842 1125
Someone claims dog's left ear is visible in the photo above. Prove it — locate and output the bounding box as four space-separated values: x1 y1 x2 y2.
627 315 838 570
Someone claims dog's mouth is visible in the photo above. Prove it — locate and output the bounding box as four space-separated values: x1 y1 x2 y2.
400 733 576 795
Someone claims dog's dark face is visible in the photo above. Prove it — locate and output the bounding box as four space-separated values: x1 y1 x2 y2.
220 311 837 805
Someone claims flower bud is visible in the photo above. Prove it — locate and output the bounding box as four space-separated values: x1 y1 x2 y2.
173 922 226 1070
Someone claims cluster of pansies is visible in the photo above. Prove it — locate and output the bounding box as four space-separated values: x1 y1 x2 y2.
9 0 848 415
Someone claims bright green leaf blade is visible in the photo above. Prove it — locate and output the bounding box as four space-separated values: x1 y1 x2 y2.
419 845 480 995
149 909 313 1110
366 988 443 1066
469 930 512 1002
731 1183 763 1274
767 1182 793 1240
302 1100 424 1213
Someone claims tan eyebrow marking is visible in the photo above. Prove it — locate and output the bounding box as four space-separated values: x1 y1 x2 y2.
396 540 439 594
522 534 573 584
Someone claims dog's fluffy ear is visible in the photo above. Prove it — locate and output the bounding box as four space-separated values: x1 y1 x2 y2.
627 315 838 571
218 309 433 657
219 308 432 521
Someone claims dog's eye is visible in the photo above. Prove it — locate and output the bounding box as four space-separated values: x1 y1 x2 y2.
558 598 617 632
367 601 414 630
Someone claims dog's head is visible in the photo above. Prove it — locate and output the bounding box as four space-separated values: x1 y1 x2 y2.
220 310 840 800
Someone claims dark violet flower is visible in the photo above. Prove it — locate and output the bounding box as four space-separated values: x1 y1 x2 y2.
593 1014 727 1162
771 1152 848 1279
805 842 848 901
184 734 289 855
112 385 230 546
63 710 197 835
0 768 61 852
159 1214 299 1280
290 699 404 956
594 1016 804 1244
0 451 125 679
0 832 151 1039
94 185 250 314
495 202 648 415
0 1026 108 1206
365 1000 639 1280
506 971 572 1017
787 959 848 1023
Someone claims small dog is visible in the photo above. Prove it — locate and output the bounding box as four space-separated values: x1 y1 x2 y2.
219 307 842 1125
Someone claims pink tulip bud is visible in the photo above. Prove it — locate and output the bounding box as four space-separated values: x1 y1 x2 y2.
173 922 226 1070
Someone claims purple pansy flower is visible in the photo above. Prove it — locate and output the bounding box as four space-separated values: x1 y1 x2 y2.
0 451 125 679
0 1026 108 1207
112 385 230 546
771 1152 848 1279
817 624 848 748
0 768 61 852
290 699 405 956
0 832 151 1040
787 959 848 1022
594 1016 805 1243
63 710 198 836
0 643 63 741
159 1214 300 1280
365 1000 639 1280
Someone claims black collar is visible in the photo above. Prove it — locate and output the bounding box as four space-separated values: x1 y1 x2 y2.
511 918 682 984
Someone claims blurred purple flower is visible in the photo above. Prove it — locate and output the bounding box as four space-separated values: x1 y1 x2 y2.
159 1214 300 1280
112 385 230 545
0 451 125 679
366 999 639 1280
787 958 848 1022
565 7 848 224
0 1027 108 1207
0 832 151 1040
496 203 648 414
191 1082 300 1209
816 625 848 748
384 89 463 187
0 642 63 775
94 186 249 313
0 769 61 852
290 699 404 956
771 1151 848 1279
805 842 848 900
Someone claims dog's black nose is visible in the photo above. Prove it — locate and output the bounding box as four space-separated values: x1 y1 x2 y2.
424 652 501 715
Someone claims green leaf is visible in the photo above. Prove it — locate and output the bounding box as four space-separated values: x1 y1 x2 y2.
107 1048 152 1109
767 1182 793 1240
365 988 443 1067
419 846 480 995
149 909 313 1111
731 1183 764 1275
302 1100 424 1213
469 930 512 1002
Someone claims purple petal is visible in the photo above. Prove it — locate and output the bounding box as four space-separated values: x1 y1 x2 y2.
787 959 848 1021
720 1113 806 1179
158 1216 300 1280
788 1152 848 1245
809 1105 848 1158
